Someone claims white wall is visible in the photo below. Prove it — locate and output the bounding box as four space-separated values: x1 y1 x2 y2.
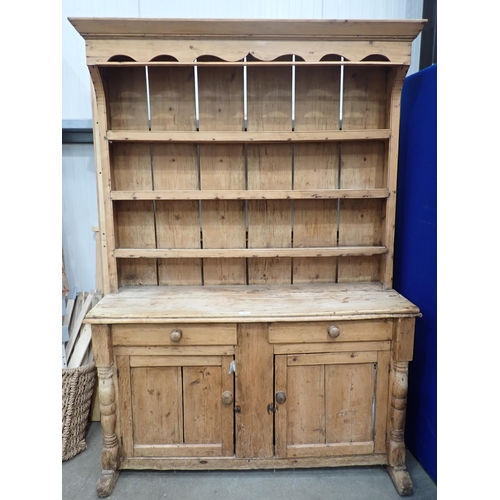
62 0 424 292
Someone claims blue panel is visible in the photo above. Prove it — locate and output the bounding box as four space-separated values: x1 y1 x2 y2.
394 64 437 483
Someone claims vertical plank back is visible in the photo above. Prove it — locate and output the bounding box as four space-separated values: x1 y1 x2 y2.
337 199 383 282
149 66 201 285
198 61 247 284
247 57 293 284
293 64 340 283
105 67 155 286
115 200 157 286
342 67 387 130
105 67 149 130
338 66 388 282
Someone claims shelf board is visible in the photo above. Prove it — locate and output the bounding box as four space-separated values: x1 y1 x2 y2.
113 246 387 259
98 61 400 67
106 130 391 143
110 189 390 201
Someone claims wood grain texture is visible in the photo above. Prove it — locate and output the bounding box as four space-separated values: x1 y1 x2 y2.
115 200 157 286
90 67 117 293
131 365 183 445
85 282 420 324
393 317 415 362
111 188 389 201
269 319 392 344
337 199 383 283
112 323 236 346
274 355 288 458
105 67 148 130
380 67 409 288
70 18 425 40
197 62 247 283
200 147 246 285
149 65 200 286
293 63 340 282
155 201 202 286
106 129 391 142
325 363 374 443
183 365 222 445
116 355 133 457
151 144 199 190
191 67 241 277
106 68 153 286
287 364 325 446
148 66 196 131
247 59 292 283
235 323 274 458
119 453 389 470
342 67 388 130
111 143 152 191
374 350 390 453
340 142 386 189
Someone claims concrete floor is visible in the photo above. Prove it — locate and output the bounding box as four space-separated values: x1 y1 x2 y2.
63 423 437 500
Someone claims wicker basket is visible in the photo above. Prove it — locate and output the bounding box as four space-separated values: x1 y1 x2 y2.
62 362 97 461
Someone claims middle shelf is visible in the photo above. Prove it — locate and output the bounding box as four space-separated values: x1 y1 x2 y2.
113 246 388 259
106 130 392 143
110 189 390 201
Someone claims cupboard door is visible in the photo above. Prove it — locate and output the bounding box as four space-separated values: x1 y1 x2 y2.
116 355 234 458
274 350 389 458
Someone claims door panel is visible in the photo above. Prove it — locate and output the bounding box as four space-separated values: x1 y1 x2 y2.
275 350 389 458
287 365 325 446
131 366 183 445
325 363 374 443
118 354 234 458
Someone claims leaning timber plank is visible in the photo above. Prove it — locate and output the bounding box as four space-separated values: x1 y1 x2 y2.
62 343 67 369
68 324 93 368
66 292 94 361
68 291 86 337
62 287 78 327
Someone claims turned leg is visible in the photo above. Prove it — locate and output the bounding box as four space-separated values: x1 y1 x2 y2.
387 360 412 495
92 325 120 497
386 317 415 496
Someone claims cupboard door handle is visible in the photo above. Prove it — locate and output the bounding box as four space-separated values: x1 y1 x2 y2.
327 325 340 338
275 391 286 404
267 404 277 414
170 329 182 342
222 391 233 405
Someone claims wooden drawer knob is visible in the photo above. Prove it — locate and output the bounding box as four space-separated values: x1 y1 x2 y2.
170 329 182 342
221 391 233 405
327 325 340 338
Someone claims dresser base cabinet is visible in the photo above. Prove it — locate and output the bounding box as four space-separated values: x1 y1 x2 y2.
86 284 419 497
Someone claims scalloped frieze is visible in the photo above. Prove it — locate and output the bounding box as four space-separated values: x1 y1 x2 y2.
86 39 412 65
